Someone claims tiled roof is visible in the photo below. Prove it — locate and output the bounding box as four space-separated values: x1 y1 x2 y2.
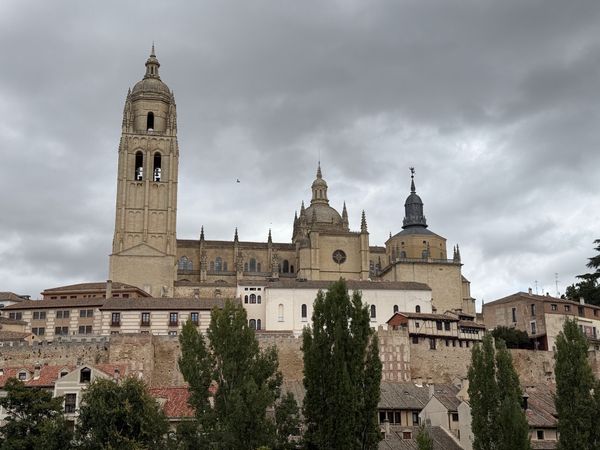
458 320 486 329
175 280 234 287
241 279 431 291
177 239 296 251
43 282 140 293
379 426 462 450
0 364 128 389
100 297 232 311
524 384 557 428
388 312 458 322
0 292 28 302
150 387 195 418
0 316 27 325
430 384 461 411
485 291 596 310
379 382 430 410
4 298 105 310
0 331 31 341
4 298 106 310
370 246 387 253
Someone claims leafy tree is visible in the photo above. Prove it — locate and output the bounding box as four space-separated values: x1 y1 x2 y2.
565 239 600 305
554 318 598 450
178 300 288 450
75 377 169 450
274 392 301 450
302 279 382 450
468 334 530 450
416 424 433 450
0 378 72 450
491 326 531 349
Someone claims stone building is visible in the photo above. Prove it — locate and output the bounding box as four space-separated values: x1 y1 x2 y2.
101 47 475 326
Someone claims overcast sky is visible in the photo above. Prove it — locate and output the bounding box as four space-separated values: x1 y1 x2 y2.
1 1 599 307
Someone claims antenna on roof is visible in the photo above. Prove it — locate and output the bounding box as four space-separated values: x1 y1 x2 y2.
534 280 538 295
555 273 560 297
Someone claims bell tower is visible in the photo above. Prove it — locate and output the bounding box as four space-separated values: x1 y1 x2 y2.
109 46 179 297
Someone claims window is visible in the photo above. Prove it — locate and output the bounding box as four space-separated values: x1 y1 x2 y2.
153 152 161 181
579 306 585 317
55 326 69 336
379 411 386 423
249 319 256 330
33 311 46 320
429 338 436 350
257 319 261 330
65 394 77 413
178 256 192 271
452 413 459 422
565 305 570 312
445 339 450 347
444 322 451 331
393 305 399 314
551 304 557 311
79 309 93 318
537 430 544 440
370 305 376 320
18 371 27 381
141 312 150 326
412 336 419 344
595 309 599 317
282 260 289 273
531 304 536 316
415 305 421 313
32 327 45 336
250 294 256 304
56 310 70 319
111 312 121 326
80 368 91 383
257 295 261 304
436 321 442 331
190 312 199 325
290 265 294 273
531 321 537 335
9 312 22 320
249 258 257 272
147 111 154 130
301 304 307 321
215 257 222 272
168 330 178 337
512 307 517 323
412 412 419 425
244 295 248 304
78 325 92 335
278 304 284 322
135 151 144 180
169 312 178 326
402 432 412 440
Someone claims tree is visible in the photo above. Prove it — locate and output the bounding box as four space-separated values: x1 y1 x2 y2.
0 378 72 450
75 377 169 450
178 299 289 450
565 239 600 305
416 424 433 450
468 334 530 450
491 326 531 349
274 392 301 450
554 318 598 450
302 279 382 450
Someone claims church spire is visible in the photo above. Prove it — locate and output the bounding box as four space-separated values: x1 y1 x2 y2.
200 226 205 241
310 162 329 205
361 210 368 233
234 227 239 242
268 228 272 244
144 43 161 79
316 161 322 179
402 167 428 229
342 202 349 227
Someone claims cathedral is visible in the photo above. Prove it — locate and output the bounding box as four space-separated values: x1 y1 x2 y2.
108 48 475 320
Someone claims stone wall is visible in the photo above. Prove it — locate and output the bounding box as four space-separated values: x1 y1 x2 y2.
378 326 411 382
257 333 303 381
410 339 472 383
0 338 109 368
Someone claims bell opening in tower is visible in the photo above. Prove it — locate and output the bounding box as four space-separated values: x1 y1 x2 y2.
153 153 162 182
135 151 144 181
147 112 154 131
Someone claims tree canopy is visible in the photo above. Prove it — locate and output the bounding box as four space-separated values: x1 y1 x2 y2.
178 299 296 450
565 239 600 305
491 326 531 349
75 377 169 450
302 279 382 450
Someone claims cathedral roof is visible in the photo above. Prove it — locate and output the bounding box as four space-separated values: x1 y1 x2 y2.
131 45 171 97
240 279 431 291
402 168 428 229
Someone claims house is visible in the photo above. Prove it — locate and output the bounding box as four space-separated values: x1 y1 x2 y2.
419 384 462 439
149 387 195 428
0 292 29 310
379 425 463 450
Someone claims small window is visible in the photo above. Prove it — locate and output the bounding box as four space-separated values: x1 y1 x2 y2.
278 304 284 322
190 312 199 325
415 305 421 313
282 260 289 273
412 412 419 425
135 151 144 180
579 306 585 317
55 326 69 336
436 321 442 331
147 111 154 130
244 295 249 304
80 368 91 383
56 310 69 319
444 322 451 331
531 321 537 335
153 152 161 181
249 258 257 272
33 311 46 320
301 304 307 320
565 305 571 312
402 432 412 439
531 304 536 316
78 325 92 335
168 330 178 337
18 371 27 381
257 319 261 330
250 294 256 304
249 319 256 330
537 430 544 440
111 312 121 326
32 327 45 336
141 312 150 326
257 295 261 304
393 305 399 314
215 257 222 272
290 265 294 273
452 413 459 422
9 312 22 321
551 304 557 311
370 305 376 320
412 336 419 344
65 393 77 413
169 312 178 326
429 338 436 350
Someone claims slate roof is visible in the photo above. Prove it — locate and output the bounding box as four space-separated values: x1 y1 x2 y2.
378 382 430 410
150 387 195 419
524 384 557 428
241 279 431 291
429 384 461 412
379 426 462 450
100 297 232 311
485 291 595 310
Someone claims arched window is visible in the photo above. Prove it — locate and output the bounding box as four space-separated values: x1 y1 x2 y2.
147 112 154 130
250 294 256 304
244 295 248 304
257 295 261 304
370 305 376 319
415 305 421 313
249 258 257 272
393 305 399 314
290 265 294 273
278 304 284 322
178 256 192 271
153 152 161 181
278 263 282 273
301 304 307 320
135 151 144 180
215 257 222 272
249 319 256 330
421 250 428 259
257 319 262 330
283 260 289 273
400 251 407 258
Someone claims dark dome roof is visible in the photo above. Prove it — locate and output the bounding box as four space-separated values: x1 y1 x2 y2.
404 192 423 206
305 203 343 225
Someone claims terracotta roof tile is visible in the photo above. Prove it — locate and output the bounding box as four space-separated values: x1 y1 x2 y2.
42 282 141 293
0 331 31 341
0 292 29 302
149 387 195 418
4 298 105 310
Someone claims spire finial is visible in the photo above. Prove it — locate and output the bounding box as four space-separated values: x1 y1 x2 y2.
234 227 239 242
410 167 416 193
200 225 205 241
316 161 322 179
268 228 272 243
151 42 156 57
361 210 368 233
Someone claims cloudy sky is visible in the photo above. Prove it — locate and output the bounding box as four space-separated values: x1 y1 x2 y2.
1 1 599 307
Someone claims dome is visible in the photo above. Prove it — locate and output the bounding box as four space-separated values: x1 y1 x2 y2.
131 77 171 96
404 192 423 207
305 203 343 225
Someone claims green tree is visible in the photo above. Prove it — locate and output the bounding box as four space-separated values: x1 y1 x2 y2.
274 392 301 450
0 378 72 450
178 300 288 450
75 377 169 450
468 334 530 450
416 424 433 450
554 318 598 450
491 326 531 349
302 279 382 450
565 239 600 305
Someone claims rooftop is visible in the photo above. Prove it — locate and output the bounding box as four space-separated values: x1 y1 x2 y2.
240 279 431 291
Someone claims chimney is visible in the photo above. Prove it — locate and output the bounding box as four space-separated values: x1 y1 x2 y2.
580 297 585 305
528 287 532 295
428 384 435 399
33 363 41 380
106 280 113 299
384 419 390 438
